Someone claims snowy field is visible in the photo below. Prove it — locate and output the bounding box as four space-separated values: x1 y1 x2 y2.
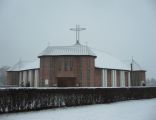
0 98 156 120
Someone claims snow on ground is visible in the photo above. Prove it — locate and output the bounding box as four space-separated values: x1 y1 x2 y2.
0 98 156 120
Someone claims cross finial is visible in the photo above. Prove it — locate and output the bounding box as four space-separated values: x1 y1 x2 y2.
70 25 86 45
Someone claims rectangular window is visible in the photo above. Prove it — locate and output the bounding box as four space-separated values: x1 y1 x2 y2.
64 57 73 71
87 58 90 81
80 58 82 81
58 58 61 71
116 70 120 87
107 70 112 87
125 72 128 86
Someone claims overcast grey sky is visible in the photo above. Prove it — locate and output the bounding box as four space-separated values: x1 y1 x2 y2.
0 0 156 79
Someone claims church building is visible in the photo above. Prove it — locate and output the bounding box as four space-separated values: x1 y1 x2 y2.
7 26 146 87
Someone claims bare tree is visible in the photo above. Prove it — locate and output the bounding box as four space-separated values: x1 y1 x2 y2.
146 78 156 86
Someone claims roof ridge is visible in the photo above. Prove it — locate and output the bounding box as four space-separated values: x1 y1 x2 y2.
48 44 86 48
39 44 96 57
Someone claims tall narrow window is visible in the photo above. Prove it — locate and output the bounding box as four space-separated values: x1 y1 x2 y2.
58 58 61 71
80 58 82 77
116 70 120 87
107 70 112 87
64 57 73 71
125 72 128 86
87 58 90 81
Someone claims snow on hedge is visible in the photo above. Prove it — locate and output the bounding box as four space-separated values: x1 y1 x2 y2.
1 98 156 120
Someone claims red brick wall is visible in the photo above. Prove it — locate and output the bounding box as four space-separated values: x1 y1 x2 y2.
107 70 112 87
94 68 102 87
125 72 129 87
7 71 19 86
131 71 146 86
39 56 95 87
116 70 120 87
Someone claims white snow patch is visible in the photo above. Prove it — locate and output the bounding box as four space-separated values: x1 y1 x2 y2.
94 49 130 70
7 59 39 71
0 99 156 120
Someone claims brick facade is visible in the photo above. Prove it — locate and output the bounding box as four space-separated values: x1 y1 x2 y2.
131 70 146 86
7 71 19 86
6 43 147 87
39 56 95 87
94 68 102 87
116 70 120 87
107 70 112 87
125 71 129 87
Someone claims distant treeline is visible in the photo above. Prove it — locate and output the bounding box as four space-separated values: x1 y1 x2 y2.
146 78 156 86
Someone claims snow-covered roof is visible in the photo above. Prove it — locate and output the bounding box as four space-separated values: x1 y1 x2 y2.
39 44 131 70
39 44 96 57
8 44 145 72
8 59 40 71
94 49 130 70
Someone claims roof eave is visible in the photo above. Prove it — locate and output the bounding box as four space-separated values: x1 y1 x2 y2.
38 55 97 58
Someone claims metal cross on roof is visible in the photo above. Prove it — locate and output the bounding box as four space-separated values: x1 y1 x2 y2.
70 25 86 45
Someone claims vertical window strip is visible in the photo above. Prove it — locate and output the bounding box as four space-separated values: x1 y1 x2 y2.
87 58 90 81
80 58 82 83
64 57 73 71
79 57 83 87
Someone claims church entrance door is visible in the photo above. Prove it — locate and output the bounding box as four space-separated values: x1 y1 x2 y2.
57 77 76 87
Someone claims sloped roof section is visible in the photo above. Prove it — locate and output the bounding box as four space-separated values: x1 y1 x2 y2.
8 44 145 71
8 59 40 71
39 44 96 57
94 49 130 70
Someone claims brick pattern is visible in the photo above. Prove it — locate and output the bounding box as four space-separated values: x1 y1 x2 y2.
94 68 102 87
107 70 112 87
39 56 95 87
131 71 146 86
7 58 146 87
116 70 120 87
7 71 19 86
125 72 129 86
